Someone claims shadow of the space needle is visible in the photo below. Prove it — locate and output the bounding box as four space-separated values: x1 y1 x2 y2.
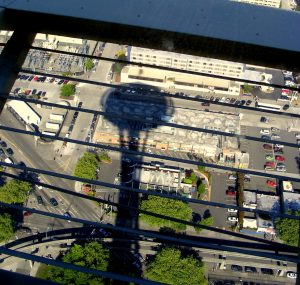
101 83 174 283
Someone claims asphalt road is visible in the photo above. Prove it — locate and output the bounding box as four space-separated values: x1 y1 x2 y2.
0 109 102 233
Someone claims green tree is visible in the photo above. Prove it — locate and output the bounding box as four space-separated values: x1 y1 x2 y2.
145 247 207 285
140 196 192 231
97 151 111 163
74 153 99 180
182 177 192 184
0 179 31 204
112 51 127 74
197 165 206 172
62 71 72 77
0 213 14 242
275 210 300 246
243 84 253 94
197 184 206 195
194 216 214 232
60 83 76 97
84 58 94 71
38 242 109 285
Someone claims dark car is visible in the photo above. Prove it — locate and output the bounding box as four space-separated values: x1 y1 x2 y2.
240 100 246 105
261 268 274 275
58 79 64 85
245 266 257 273
201 102 210 106
18 161 26 168
5 148 14 156
18 227 32 234
13 88 20 94
261 135 271 140
32 89 37 95
78 101 83 108
260 116 269 123
231 264 243 272
0 140 7 148
63 212 72 222
41 91 47 97
235 100 241 105
74 111 79 118
37 91 43 96
0 149 4 157
50 198 58 206
27 75 34 81
246 100 252 106
37 196 43 205
282 104 290 110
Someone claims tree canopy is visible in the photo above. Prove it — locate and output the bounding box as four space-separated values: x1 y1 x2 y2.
145 247 207 285
112 51 127 74
0 213 14 242
140 196 192 231
0 179 31 204
60 83 76 97
74 152 99 180
84 58 94 71
194 216 214 232
38 242 109 285
243 84 253 94
275 210 300 246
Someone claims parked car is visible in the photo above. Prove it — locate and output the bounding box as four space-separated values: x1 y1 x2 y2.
227 216 238 222
275 144 284 148
271 134 280 139
266 180 277 188
275 155 285 162
5 148 14 156
227 208 238 213
23 211 32 217
271 127 280 132
228 174 237 180
246 100 252 106
201 102 210 106
261 135 271 140
37 196 43 205
274 148 284 154
286 271 297 279
244 266 257 273
261 268 274 275
63 212 72 222
226 189 236 196
263 144 273 150
265 154 273 161
265 162 276 167
260 129 270 135
276 167 286 172
231 264 243 272
49 198 58 206
295 133 300 138
282 104 290 111
0 140 7 148
260 116 269 123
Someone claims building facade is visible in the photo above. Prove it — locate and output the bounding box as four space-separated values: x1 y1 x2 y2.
234 0 281 8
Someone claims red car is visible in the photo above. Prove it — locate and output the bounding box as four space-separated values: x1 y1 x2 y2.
226 190 236 196
265 162 276 167
275 155 285 162
263 144 273 150
23 211 32 217
266 180 277 188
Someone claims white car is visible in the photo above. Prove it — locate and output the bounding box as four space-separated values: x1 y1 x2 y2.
228 208 238 213
283 71 293 76
228 175 237 180
295 133 300 138
286 272 297 279
275 144 284 148
227 216 238 222
271 134 280 139
271 127 280 132
260 129 270 135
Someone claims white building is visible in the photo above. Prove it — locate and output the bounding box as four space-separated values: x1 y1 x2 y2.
129 46 244 79
233 0 281 8
126 46 272 95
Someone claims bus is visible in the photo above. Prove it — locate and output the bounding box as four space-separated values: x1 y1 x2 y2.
256 102 281 111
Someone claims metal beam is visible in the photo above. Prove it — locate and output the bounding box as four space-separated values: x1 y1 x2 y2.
0 0 299 71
